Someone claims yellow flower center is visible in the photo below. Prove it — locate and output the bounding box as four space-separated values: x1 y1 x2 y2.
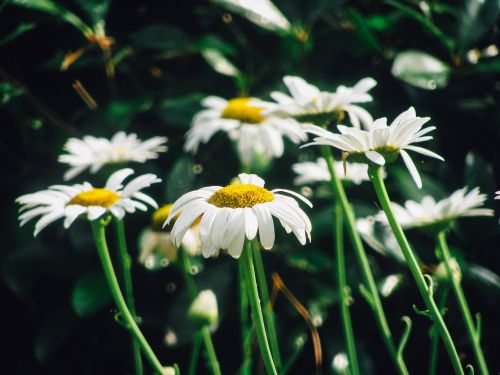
67 188 120 207
221 98 265 124
208 184 274 208
152 204 201 231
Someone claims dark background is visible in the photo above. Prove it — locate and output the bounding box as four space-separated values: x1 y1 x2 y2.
1 0 500 374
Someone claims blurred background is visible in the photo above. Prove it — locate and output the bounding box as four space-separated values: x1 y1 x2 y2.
1 0 500 374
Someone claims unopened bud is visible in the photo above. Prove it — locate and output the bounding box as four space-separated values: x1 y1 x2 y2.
188 290 218 326
435 258 462 284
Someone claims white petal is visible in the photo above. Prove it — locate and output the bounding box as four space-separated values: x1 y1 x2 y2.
87 206 107 220
253 204 275 250
244 208 259 240
271 189 313 208
105 168 134 190
366 151 385 165
238 173 265 187
400 150 422 189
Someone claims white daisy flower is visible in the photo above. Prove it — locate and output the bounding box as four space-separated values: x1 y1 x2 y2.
375 187 494 230
184 96 307 166
165 173 312 258
17 168 161 236
138 204 201 269
59 132 168 180
303 107 444 188
258 76 376 129
292 157 369 185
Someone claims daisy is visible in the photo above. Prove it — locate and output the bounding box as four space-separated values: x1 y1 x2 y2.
138 204 201 268
165 173 312 258
292 157 369 185
258 76 376 129
184 96 307 166
303 107 444 188
59 132 168 180
17 168 160 236
375 187 494 230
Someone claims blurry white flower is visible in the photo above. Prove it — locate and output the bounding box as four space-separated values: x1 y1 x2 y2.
495 191 500 200
184 96 306 167
165 173 312 258
304 107 443 188
188 290 219 326
17 168 160 236
292 157 369 185
138 204 201 269
259 76 376 129
331 352 349 374
356 216 404 262
59 132 167 180
376 187 494 229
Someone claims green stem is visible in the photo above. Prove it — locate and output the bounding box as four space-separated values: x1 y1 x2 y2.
368 166 464 375
436 232 489 375
334 201 360 375
113 218 143 375
251 240 282 371
321 146 408 375
241 240 278 375
429 286 450 375
188 333 202 375
177 248 222 375
238 259 253 375
90 219 166 374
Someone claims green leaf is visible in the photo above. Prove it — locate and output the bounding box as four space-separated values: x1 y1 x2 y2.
157 93 205 127
130 23 189 51
0 22 36 46
391 166 448 201
464 151 495 193
71 269 111 317
391 50 451 89
11 0 92 37
456 0 500 56
105 97 153 129
74 0 110 26
346 8 384 54
166 157 196 201
193 34 237 56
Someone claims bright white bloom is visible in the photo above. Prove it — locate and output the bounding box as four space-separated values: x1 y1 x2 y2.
495 191 500 200
356 216 404 262
292 157 369 185
138 204 201 269
59 132 167 180
258 76 376 129
303 107 444 188
165 173 312 258
184 96 306 166
17 168 160 236
188 290 219 326
375 187 494 229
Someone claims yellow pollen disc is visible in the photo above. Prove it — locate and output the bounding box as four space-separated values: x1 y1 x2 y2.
208 184 274 208
152 204 201 231
67 188 120 207
221 98 265 124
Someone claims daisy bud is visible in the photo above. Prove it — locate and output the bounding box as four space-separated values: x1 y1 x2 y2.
188 290 219 327
435 258 462 284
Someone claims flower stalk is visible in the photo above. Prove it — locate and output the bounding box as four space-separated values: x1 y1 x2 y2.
429 286 450 375
241 240 278 375
113 218 143 375
368 166 464 375
436 232 489 375
238 260 253 375
90 218 166 374
321 145 409 375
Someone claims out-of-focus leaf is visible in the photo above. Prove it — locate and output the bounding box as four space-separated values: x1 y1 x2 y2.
391 50 451 89
201 48 240 77
105 97 153 129
193 34 236 55
0 22 36 46
286 248 334 273
391 167 448 202
166 157 196 202
157 93 205 126
366 12 402 32
130 23 189 51
71 269 111 317
211 0 292 34
0 82 24 105
385 0 454 51
468 58 500 74
464 152 495 193
456 0 500 56
465 263 500 292
11 0 92 37
346 8 384 54
74 0 110 26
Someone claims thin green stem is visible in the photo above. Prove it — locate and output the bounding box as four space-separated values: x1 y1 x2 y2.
241 240 278 375
429 286 450 375
178 248 221 375
188 333 202 375
369 166 464 375
436 232 489 375
251 240 282 371
113 218 143 375
334 201 360 375
238 259 253 375
321 146 409 375
90 219 166 374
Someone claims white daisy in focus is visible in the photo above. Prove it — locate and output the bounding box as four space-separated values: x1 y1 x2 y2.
375 187 494 230
59 132 168 180
303 107 444 188
258 76 376 129
184 96 306 167
17 168 160 236
165 173 312 258
292 157 369 185
138 204 201 269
